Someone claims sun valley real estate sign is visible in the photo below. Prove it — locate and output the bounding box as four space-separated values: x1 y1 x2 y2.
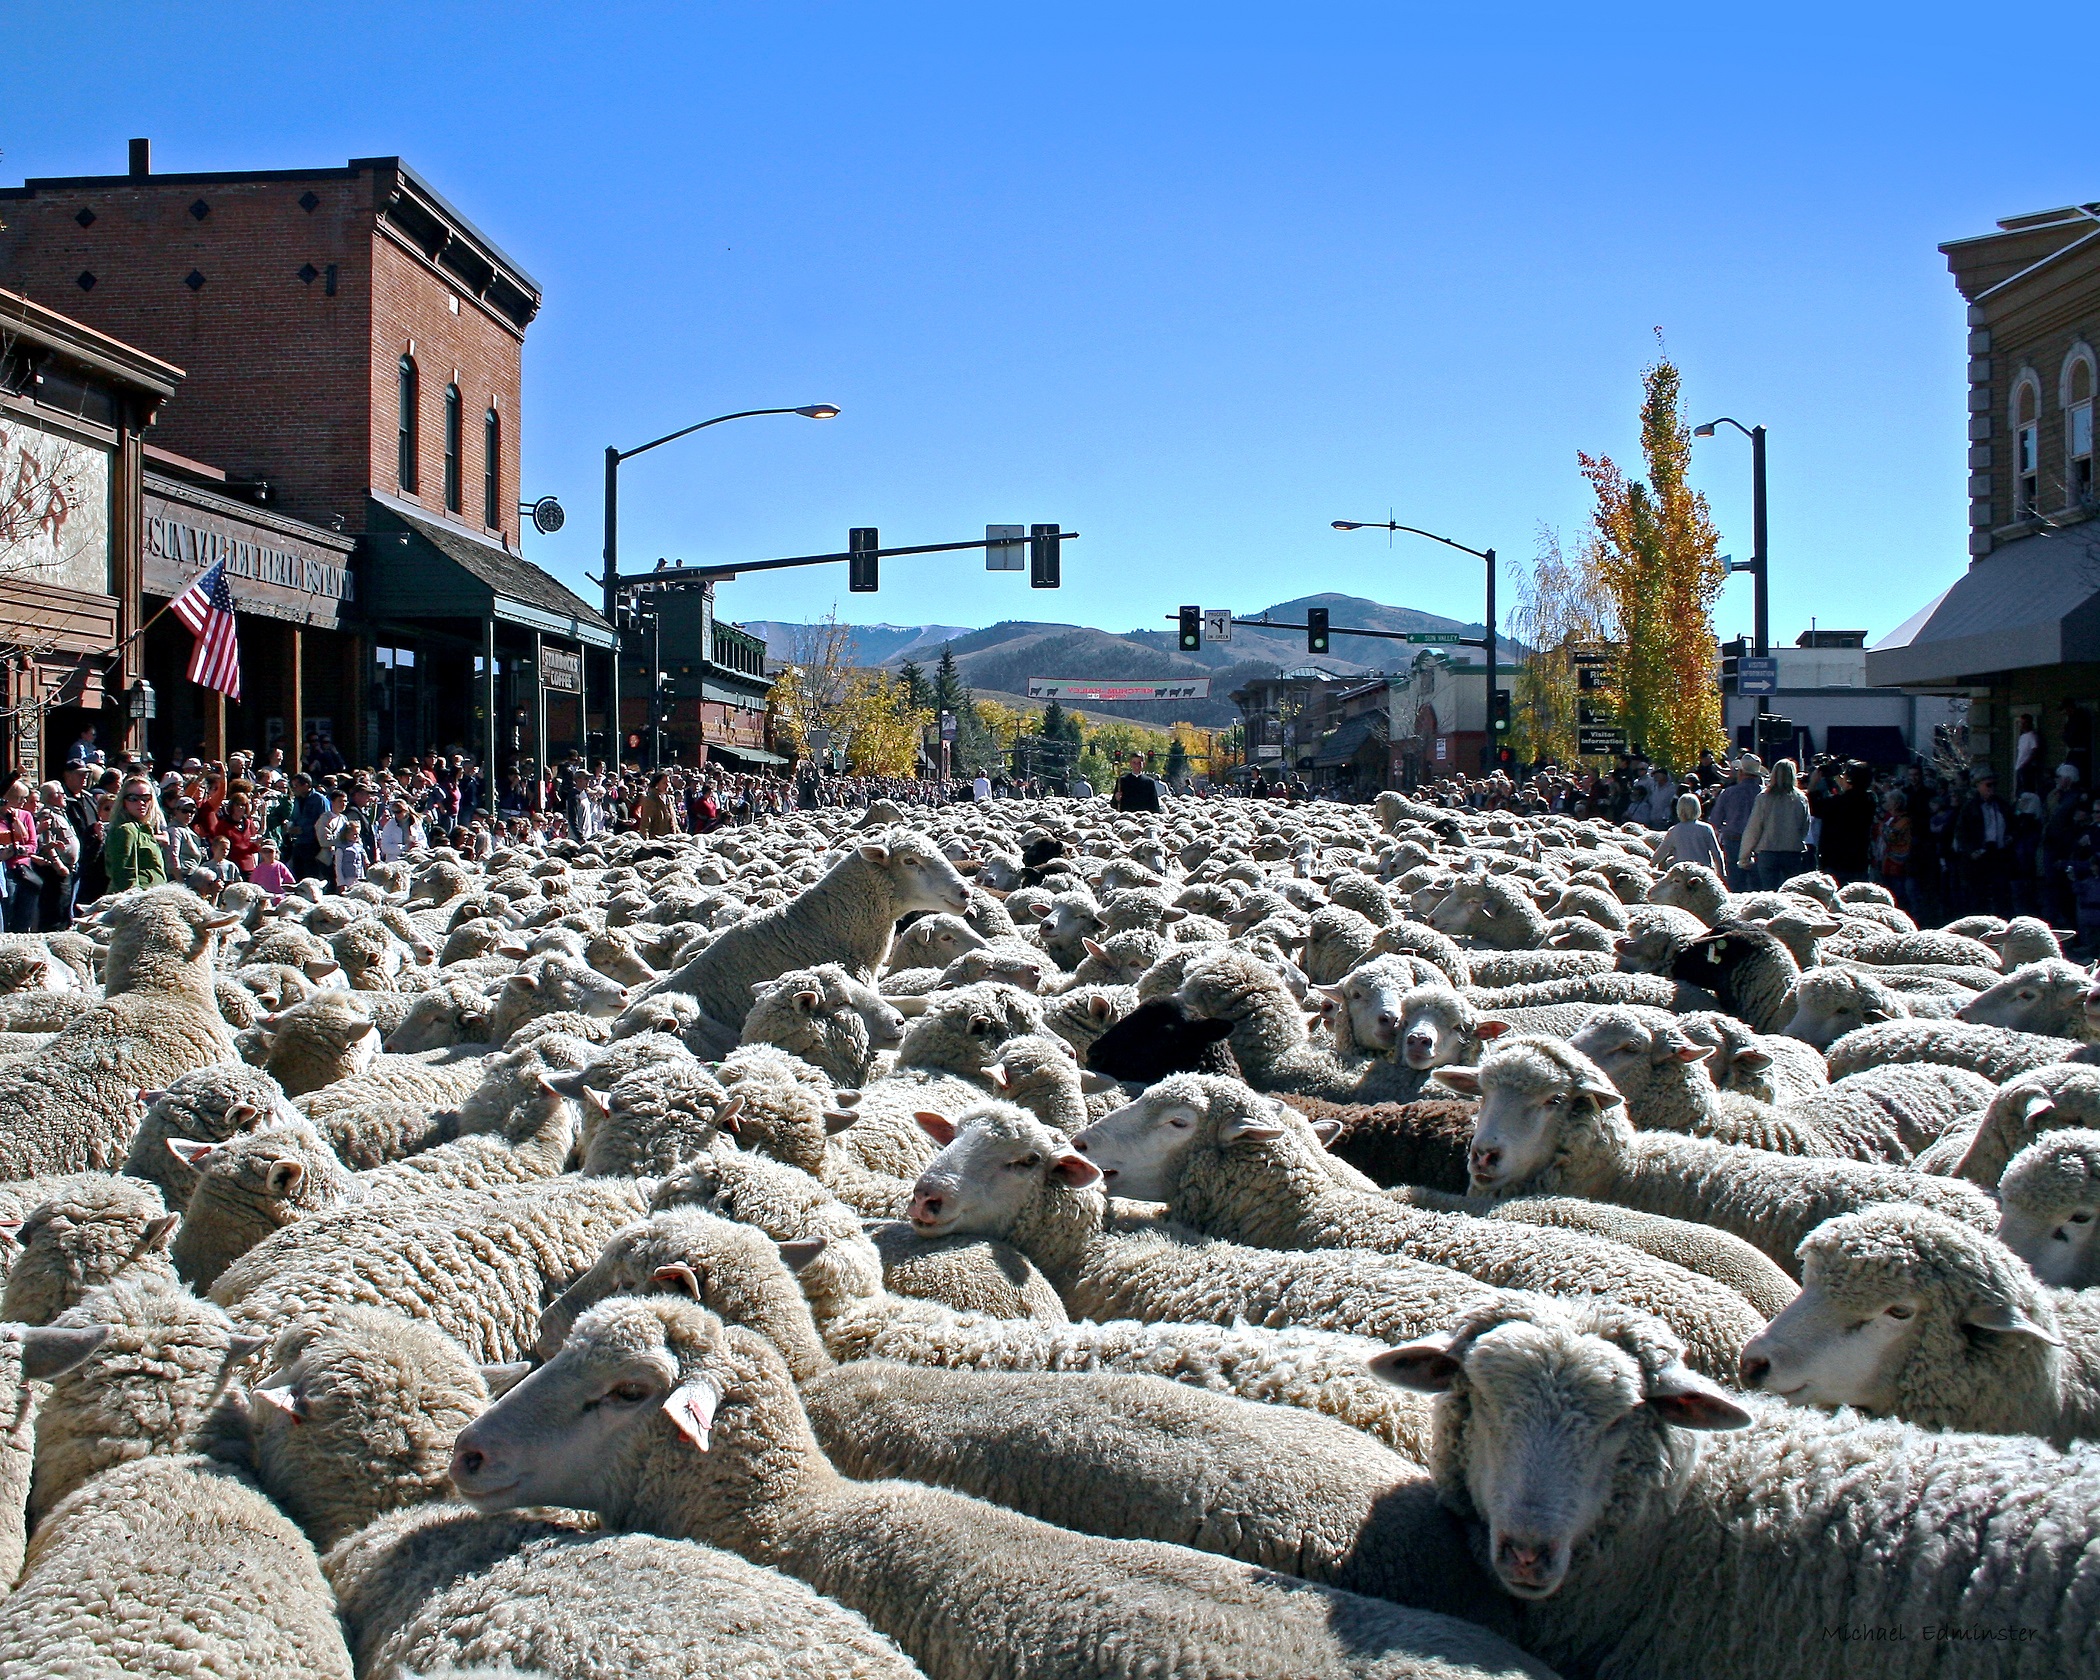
1027 678 1211 702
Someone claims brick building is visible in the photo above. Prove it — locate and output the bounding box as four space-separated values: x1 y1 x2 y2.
1868 199 2100 785
0 140 612 778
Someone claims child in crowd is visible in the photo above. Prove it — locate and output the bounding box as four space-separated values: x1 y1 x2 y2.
249 838 296 900
201 833 242 893
332 819 368 892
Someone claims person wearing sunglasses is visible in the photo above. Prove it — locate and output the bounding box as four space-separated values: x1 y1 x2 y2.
104 778 168 893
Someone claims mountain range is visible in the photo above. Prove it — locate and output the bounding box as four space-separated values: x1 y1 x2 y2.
740 594 1500 729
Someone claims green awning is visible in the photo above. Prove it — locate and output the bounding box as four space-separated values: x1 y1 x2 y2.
362 496 616 649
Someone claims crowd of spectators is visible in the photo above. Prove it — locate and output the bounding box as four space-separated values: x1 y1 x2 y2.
1407 722 2100 950
0 727 1137 932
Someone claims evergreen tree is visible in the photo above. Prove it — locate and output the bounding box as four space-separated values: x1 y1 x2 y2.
898 659 929 713
1040 697 1067 745
1163 737 1190 785
933 645 966 717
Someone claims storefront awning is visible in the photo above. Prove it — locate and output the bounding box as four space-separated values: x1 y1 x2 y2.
1866 527 2100 687
362 496 616 649
708 744 788 767
1311 713 1385 767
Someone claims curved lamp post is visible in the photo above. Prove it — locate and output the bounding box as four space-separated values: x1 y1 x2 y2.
602 405 839 764
1333 519 1497 771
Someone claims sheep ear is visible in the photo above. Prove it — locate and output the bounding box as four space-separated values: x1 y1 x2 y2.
136 1088 168 1109
1077 1069 1122 1095
496 939 530 958
985 1064 1011 1092
1081 938 1109 961
1860 1007 1897 1025
166 1137 219 1168
355 1018 381 1038
914 1111 959 1146
19 1324 107 1381
2018 1092 2057 1125
1048 1149 1103 1188
265 1160 305 1199
0 1220 21 1247
475 1361 533 1398
650 1263 705 1301
1473 1018 1512 1043
832 1089 863 1108
1218 1111 1284 1143
777 1237 828 1273
1670 1041 1715 1065
1576 1070 1625 1107
856 843 892 865
1733 1049 1773 1072
891 996 931 1017
1611 936 1636 954
226 1333 271 1364
663 1378 717 1449
1314 983 1347 1003
138 1214 180 1255
713 1096 744 1135
791 990 821 1015
304 958 340 980
509 972 540 993
1087 993 1113 1021
822 1108 859 1135
1430 1068 1484 1097
1643 1362 1754 1430
1367 1338 1466 1393
249 1383 309 1422
1310 1118 1343 1147
1160 907 1187 923
1962 1299 2064 1347
582 1086 612 1116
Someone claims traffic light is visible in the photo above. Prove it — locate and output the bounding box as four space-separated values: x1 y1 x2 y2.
1178 605 1202 652
1306 607 1330 655
1030 524 1062 588
849 528 879 592
1491 688 1512 734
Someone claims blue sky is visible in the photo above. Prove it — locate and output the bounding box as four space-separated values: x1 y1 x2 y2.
4 3 2093 646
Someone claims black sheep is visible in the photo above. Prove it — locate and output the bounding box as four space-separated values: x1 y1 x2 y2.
1086 997 1238 1084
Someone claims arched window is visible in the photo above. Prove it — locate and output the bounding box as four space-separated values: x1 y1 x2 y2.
2013 375 2041 520
396 355 418 492
483 407 501 529
2065 349 2095 509
442 383 462 513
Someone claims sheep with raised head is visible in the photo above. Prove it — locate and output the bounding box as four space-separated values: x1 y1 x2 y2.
451 1293 1552 1680
121 1062 299 1207
1370 1293 2100 1680
652 833 975 1032
0 1175 178 1324
742 962 908 1087
0 887 238 1179
1738 1203 2100 1445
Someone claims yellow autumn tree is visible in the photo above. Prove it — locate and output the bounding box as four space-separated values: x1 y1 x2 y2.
836 672 930 776
1576 351 1726 770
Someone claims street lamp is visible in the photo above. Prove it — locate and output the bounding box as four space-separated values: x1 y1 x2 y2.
602 404 839 765
1692 417 1769 714
1333 520 1498 772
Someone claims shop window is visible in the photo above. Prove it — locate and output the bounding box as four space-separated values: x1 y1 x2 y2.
483 408 500 528
2067 353 2095 509
2014 376 2041 520
397 356 418 492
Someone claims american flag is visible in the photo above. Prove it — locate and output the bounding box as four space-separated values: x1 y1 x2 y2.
170 558 242 700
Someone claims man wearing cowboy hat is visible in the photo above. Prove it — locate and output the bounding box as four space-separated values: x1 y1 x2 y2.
1710 752 1766 891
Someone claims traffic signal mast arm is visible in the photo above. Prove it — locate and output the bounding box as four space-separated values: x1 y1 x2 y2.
639 529 1076 588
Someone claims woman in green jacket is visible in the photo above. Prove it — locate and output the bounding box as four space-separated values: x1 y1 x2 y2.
103 779 169 893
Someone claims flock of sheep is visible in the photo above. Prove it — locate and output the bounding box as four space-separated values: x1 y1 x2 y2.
0 784 2093 1678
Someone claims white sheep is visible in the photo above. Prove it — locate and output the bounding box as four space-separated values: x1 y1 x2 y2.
1372 1293 2100 1678
1452 1035 1999 1276
1996 1128 2100 1288
1739 1204 2100 1445
451 1294 1552 1680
